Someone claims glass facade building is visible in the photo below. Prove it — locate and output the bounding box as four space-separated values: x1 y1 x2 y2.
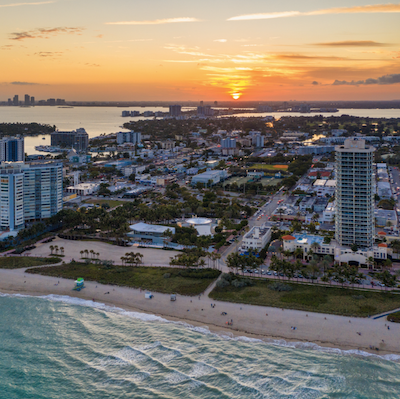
0 136 24 162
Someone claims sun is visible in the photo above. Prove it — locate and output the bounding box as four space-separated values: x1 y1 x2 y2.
232 93 241 100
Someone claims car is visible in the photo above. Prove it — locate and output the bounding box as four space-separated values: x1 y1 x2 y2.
267 271 272 275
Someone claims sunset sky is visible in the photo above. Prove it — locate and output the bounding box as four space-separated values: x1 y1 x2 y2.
0 0 399 101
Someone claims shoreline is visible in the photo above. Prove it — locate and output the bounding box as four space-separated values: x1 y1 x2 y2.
1 268 399 358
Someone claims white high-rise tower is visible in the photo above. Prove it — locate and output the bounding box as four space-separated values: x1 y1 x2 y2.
335 138 375 248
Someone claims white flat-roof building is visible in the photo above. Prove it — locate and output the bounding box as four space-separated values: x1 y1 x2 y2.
242 226 271 251
128 222 175 245
66 182 99 196
191 170 228 187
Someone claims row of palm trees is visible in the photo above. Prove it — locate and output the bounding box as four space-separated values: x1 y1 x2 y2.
79 249 100 259
120 252 143 267
269 254 365 287
226 252 264 274
49 245 64 256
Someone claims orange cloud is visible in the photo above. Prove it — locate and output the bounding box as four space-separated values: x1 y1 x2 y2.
228 3 400 21
105 18 200 25
313 40 390 47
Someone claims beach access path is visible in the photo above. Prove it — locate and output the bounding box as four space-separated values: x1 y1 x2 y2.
0 266 399 357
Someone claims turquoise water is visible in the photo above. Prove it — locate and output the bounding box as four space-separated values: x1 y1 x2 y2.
1 294 400 398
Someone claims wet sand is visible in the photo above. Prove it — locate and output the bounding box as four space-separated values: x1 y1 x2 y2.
1 266 399 357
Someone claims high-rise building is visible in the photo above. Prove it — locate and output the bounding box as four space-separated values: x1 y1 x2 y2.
23 162 63 221
116 131 141 145
335 138 375 248
51 128 89 152
0 161 63 230
24 94 30 105
30 96 35 105
220 138 236 148
0 168 24 230
169 105 181 117
0 136 25 162
197 106 213 117
13 95 19 106
252 135 264 148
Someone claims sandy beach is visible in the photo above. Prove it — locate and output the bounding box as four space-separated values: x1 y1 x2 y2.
1 266 399 357
22 237 181 266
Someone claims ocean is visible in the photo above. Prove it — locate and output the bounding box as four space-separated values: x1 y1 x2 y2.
1 293 399 398
0 107 400 155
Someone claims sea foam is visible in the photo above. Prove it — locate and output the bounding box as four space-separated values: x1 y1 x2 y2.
2 291 400 363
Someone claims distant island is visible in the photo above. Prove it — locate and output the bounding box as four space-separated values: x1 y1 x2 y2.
0 123 55 137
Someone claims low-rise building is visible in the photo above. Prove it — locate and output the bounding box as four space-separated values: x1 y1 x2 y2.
374 209 397 228
128 222 175 245
66 182 99 196
241 226 271 251
282 233 388 266
299 197 315 212
191 170 228 187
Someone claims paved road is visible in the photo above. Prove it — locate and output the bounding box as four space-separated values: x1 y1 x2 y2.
218 191 285 271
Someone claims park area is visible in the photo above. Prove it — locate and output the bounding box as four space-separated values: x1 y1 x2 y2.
0 257 61 269
27 262 221 296
209 275 400 317
251 164 289 171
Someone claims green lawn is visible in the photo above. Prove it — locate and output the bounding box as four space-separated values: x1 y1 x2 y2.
209 276 400 317
0 257 61 269
27 262 221 296
251 164 289 171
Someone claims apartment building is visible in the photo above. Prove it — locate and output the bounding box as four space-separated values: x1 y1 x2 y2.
0 162 63 230
335 138 375 248
51 128 88 151
0 136 24 162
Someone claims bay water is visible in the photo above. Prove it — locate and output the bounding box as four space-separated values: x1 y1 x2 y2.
0 107 399 155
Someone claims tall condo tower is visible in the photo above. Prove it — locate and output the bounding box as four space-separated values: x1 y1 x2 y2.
335 138 375 248
0 136 25 162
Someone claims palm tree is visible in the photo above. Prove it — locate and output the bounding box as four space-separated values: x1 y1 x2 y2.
321 255 332 273
49 245 54 255
90 250 94 259
294 248 303 260
366 256 375 270
310 242 320 255
80 250 84 259
84 249 89 258
60 247 64 256
54 245 59 255
97 252 100 259
307 260 320 283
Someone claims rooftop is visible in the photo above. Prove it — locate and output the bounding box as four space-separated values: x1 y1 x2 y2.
130 222 174 234
293 234 326 246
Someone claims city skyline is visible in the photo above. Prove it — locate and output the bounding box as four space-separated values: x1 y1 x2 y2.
0 0 399 101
